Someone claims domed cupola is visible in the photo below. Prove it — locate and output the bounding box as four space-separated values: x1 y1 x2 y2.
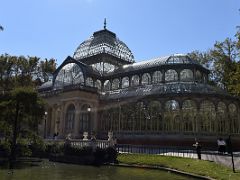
73 19 134 65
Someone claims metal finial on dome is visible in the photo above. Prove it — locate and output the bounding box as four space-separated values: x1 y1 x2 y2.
104 18 106 30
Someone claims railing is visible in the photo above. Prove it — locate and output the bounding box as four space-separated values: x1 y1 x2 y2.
44 139 240 159
116 144 200 159
45 139 111 149
70 139 110 149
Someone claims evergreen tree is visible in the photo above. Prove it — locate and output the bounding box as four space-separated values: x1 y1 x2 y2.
0 87 45 160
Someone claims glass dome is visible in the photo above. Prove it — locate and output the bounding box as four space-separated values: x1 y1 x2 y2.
73 29 134 63
166 54 200 64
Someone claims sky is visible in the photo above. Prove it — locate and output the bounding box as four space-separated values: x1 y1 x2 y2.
0 0 240 66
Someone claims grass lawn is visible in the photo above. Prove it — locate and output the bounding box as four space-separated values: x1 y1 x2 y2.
117 153 240 180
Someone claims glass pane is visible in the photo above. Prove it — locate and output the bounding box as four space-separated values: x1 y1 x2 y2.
54 63 84 89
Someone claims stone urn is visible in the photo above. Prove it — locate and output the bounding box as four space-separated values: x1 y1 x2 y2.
83 131 89 141
108 131 113 141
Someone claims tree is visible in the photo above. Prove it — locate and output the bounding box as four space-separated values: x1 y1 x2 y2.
0 87 45 161
189 30 240 96
228 62 240 96
210 38 238 89
188 51 216 85
0 54 57 94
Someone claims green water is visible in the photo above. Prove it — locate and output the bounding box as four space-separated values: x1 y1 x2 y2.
0 160 198 180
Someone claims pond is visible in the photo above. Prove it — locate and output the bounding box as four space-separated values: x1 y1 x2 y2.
0 160 198 180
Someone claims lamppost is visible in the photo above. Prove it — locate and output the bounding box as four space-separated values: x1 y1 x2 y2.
87 107 91 135
44 111 48 139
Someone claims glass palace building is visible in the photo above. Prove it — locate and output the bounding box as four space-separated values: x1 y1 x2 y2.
38 26 240 147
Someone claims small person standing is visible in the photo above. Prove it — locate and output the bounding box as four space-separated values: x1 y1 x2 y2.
217 138 226 154
193 141 202 160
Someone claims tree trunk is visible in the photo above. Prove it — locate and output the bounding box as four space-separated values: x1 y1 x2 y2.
10 101 19 162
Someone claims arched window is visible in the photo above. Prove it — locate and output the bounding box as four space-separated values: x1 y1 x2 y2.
180 69 193 81
203 74 207 83
112 78 120 90
173 115 181 132
122 77 129 88
141 73 151 85
229 103 238 133
103 80 111 91
217 102 227 134
65 104 75 132
134 102 145 131
165 100 179 111
182 100 197 132
152 71 162 84
86 77 93 87
164 100 180 132
195 70 202 82
99 110 109 131
148 101 162 131
165 69 178 82
79 104 91 132
54 63 84 89
199 100 216 133
131 75 140 86
95 79 102 90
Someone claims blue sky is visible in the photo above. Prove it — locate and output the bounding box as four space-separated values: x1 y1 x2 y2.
0 0 239 65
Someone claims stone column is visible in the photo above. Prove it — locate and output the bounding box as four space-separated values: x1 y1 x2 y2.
92 105 98 133
74 102 81 138
193 68 196 82
59 103 65 138
50 106 56 136
177 69 180 82
162 70 165 83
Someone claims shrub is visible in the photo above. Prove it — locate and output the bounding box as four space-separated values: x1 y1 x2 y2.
93 147 106 165
16 142 32 157
64 145 93 156
106 147 118 163
29 136 46 157
0 140 11 157
46 143 64 154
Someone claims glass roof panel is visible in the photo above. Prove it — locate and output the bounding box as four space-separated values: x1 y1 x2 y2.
73 30 134 63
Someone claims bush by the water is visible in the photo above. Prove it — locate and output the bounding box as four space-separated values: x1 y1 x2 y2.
29 136 46 157
63 145 118 165
64 146 93 156
1 138 118 165
0 140 11 156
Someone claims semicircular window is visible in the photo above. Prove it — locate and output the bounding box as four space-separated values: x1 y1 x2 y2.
95 79 102 90
153 71 162 84
86 77 94 87
180 69 193 81
165 69 178 82
104 80 111 91
142 73 151 85
131 75 140 86
54 63 84 89
122 77 129 88
65 104 75 132
112 78 120 90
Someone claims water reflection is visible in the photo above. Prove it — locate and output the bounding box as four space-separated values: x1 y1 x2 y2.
0 160 198 180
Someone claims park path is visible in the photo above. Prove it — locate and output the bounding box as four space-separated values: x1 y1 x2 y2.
158 151 240 170
201 153 240 170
